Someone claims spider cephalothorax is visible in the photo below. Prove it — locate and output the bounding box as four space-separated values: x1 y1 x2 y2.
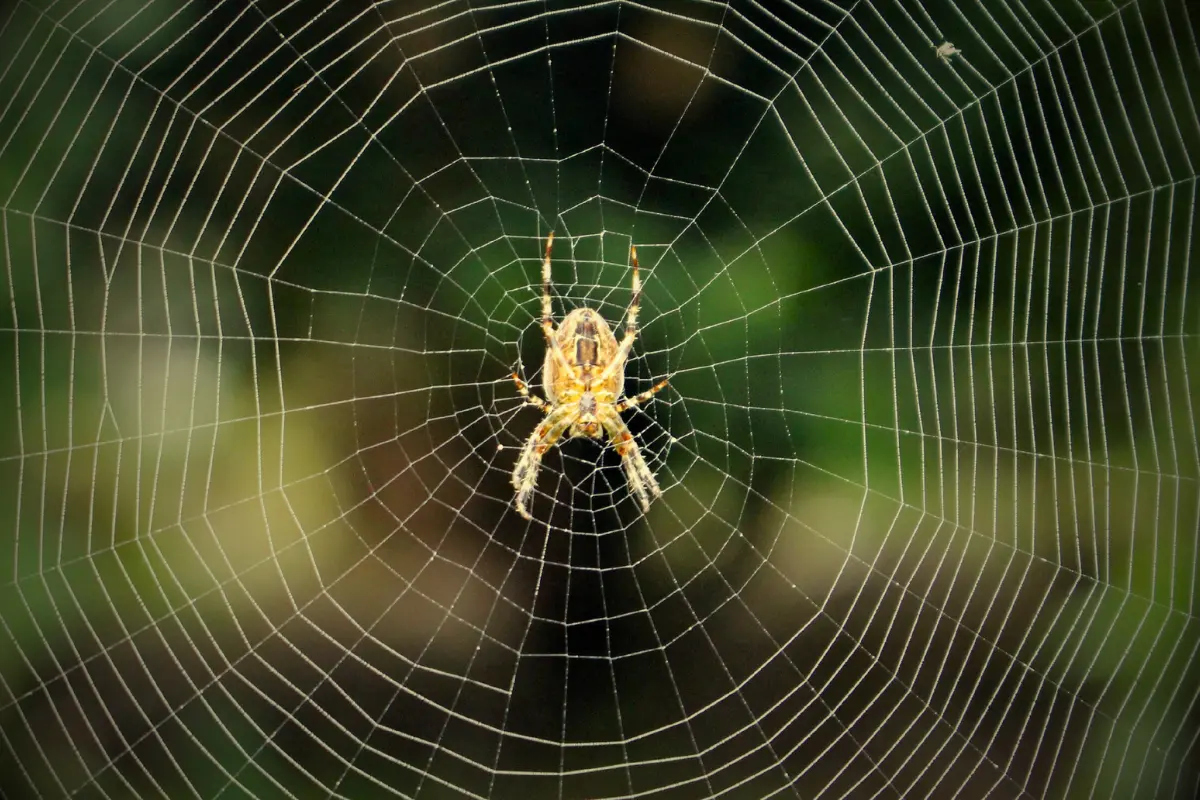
510 232 669 519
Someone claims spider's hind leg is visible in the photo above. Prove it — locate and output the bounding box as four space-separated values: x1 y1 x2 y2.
541 232 555 335
595 245 645 387
537 232 575 377
626 244 642 339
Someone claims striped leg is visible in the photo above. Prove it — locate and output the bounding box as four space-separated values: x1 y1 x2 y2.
615 377 669 412
541 232 555 334
538 232 574 375
600 406 661 513
512 404 575 519
511 372 550 412
626 244 641 339
595 244 643 386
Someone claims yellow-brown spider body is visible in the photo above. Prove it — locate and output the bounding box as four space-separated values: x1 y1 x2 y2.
510 233 668 519
544 307 621 440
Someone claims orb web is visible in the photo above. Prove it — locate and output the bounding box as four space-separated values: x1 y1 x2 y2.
1 1 1198 798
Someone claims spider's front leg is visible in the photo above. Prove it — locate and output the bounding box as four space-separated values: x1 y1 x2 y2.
512 404 575 519
600 406 662 513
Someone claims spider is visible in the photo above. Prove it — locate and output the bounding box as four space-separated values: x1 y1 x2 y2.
510 232 669 519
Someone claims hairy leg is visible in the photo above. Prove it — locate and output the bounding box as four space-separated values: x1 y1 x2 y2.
594 244 642 386
614 377 669 413
512 404 575 519
541 232 555 330
538 232 575 376
600 406 662 512
511 372 550 412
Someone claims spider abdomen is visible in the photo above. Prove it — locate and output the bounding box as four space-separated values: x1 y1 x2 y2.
544 307 624 402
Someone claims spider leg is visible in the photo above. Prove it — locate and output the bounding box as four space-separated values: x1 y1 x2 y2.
538 232 576 376
511 372 550 413
594 244 643 386
626 244 641 339
599 405 661 513
512 404 575 519
614 377 669 413
541 232 555 330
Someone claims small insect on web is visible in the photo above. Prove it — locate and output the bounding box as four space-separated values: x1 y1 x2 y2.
510 233 669 519
935 41 961 63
